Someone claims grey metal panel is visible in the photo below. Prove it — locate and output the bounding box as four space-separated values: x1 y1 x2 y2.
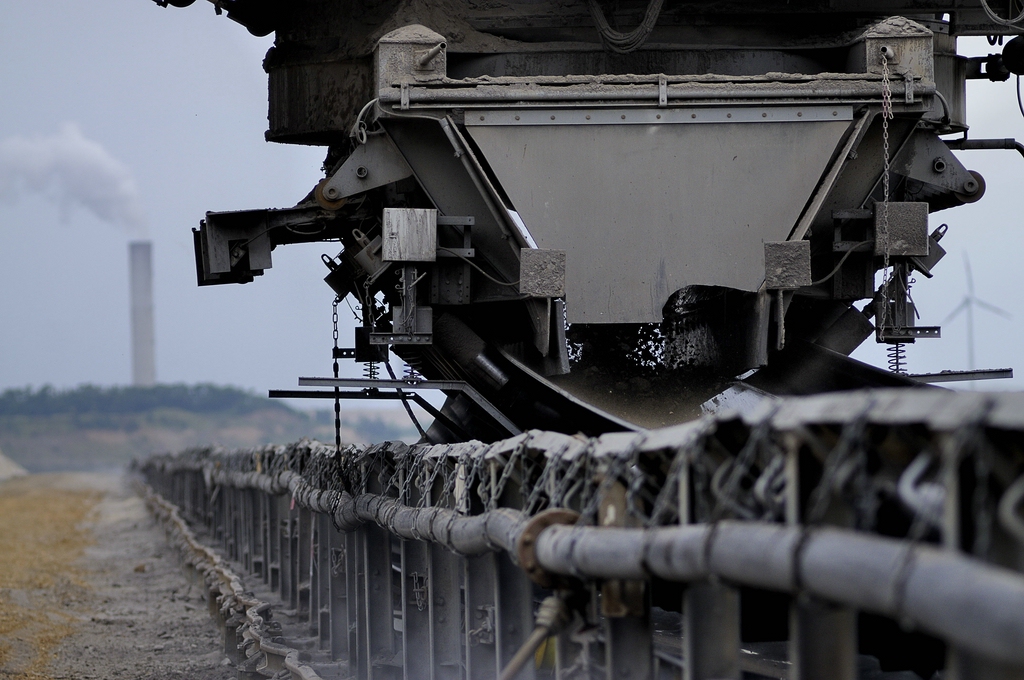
466 117 851 323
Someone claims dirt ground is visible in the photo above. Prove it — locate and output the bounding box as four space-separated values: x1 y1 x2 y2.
0 473 234 680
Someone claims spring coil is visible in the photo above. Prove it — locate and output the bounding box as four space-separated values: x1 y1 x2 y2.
887 342 907 374
364 361 378 381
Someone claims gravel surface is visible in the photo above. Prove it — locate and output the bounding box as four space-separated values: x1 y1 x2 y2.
0 473 234 680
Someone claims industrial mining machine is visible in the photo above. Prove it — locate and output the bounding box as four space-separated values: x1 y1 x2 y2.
147 2 1024 679
176 0 1024 440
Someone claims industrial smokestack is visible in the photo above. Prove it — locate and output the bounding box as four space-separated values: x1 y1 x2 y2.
129 241 156 386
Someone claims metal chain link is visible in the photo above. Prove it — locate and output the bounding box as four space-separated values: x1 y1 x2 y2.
625 437 659 523
806 404 876 526
489 437 530 511
332 297 342 457
647 448 687 527
879 53 894 333
417 451 446 508
552 440 592 510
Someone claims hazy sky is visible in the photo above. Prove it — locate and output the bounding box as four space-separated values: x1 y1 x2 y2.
1 1 1022 400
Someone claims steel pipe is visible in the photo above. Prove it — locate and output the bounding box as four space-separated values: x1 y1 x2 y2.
533 521 1024 666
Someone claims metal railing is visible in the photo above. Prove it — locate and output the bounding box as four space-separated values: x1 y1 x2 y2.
138 388 1024 680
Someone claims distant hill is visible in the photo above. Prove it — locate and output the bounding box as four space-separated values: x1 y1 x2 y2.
0 384 293 417
0 384 421 473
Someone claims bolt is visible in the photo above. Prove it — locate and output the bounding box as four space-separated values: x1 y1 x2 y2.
325 186 338 198
964 179 978 193
356 166 368 179
933 158 947 173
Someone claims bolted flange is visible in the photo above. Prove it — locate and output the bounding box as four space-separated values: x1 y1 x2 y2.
516 508 580 588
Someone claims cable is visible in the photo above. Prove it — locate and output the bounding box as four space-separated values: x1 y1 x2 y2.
498 596 571 680
385 361 427 439
350 98 379 145
811 240 874 286
979 0 1024 26
586 0 664 54
1018 75 1023 120
437 247 521 287
933 90 952 127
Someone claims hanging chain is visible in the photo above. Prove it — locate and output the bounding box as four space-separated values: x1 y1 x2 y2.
332 296 342 457
879 52 894 334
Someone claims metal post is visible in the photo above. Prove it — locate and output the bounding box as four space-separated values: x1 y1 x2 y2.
364 524 399 680
299 507 312 617
279 496 294 606
268 493 281 591
317 512 332 647
464 553 498 680
290 504 301 610
351 529 369 679
605 613 653 680
253 490 266 580
328 521 351 662
402 539 432 680
241 488 253 572
785 433 857 680
683 582 740 680
310 511 321 635
789 598 857 680
495 550 536 679
680 450 740 680
429 545 462 680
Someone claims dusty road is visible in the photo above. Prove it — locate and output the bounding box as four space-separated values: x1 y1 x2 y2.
0 473 233 680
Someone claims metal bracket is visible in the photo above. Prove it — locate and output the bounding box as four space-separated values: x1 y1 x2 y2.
319 134 413 206
274 376 522 435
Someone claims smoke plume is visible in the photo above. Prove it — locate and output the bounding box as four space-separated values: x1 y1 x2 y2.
0 123 147 233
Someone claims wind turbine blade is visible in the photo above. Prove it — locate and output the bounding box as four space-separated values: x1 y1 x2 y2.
942 298 970 324
963 252 974 297
974 298 1012 319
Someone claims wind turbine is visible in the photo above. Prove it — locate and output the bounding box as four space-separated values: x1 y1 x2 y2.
943 252 1011 371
